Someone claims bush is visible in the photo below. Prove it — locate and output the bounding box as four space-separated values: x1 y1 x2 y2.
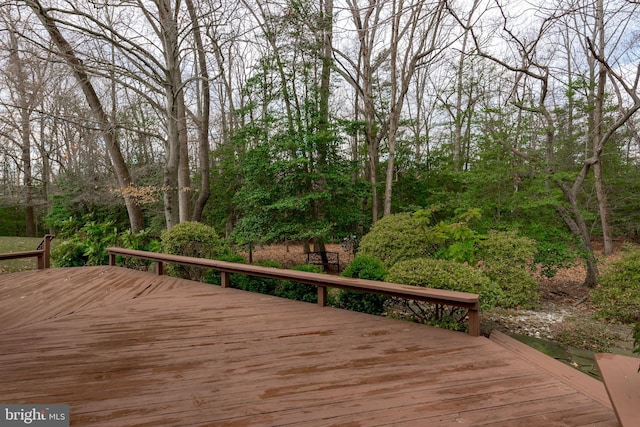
357 209 482 269
591 244 640 323
51 220 119 267
51 239 89 267
387 258 500 310
477 230 540 309
51 222 161 268
338 256 388 315
203 251 247 286
51 221 161 268
233 259 282 295
161 222 223 281
386 258 501 331
276 264 323 303
357 212 434 268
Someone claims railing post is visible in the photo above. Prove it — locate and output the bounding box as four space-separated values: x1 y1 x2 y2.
36 252 45 270
221 271 230 288
109 252 117 266
317 286 328 307
156 261 164 276
43 234 52 269
468 304 480 337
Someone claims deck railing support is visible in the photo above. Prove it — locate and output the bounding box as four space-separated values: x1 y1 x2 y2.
0 234 54 270
106 247 482 336
220 271 230 288
317 286 328 307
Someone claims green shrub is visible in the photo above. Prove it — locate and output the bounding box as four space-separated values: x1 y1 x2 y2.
51 239 88 267
338 256 388 315
51 220 119 267
386 258 501 331
591 244 640 323
276 264 323 303
51 221 161 268
477 230 540 309
357 212 434 268
161 222 223 281
387 258 500 310
525 224 578 278
357 209 482 269
51 222 161 268
203 251 247 286
233 259 282 295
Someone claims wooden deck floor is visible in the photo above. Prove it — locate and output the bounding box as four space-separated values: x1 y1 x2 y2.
0 266 618 426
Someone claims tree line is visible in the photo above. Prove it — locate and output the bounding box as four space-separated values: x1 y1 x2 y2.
1 0 639 286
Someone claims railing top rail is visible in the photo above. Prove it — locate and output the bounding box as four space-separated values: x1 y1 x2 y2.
106 247 480 309
0 250 44 261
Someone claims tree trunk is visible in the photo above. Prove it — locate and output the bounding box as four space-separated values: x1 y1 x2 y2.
177 88 191 223
21 110 36 237
187 0 211 222
593 0 613 255
26 0 145 232
555 201 599 288
157 0 181 228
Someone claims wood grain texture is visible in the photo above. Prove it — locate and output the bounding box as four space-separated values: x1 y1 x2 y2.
0 266 618 426
595 353 640 426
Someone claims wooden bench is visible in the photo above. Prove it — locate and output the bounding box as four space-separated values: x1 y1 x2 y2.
107 247 481 336
306 251 340 272
595 353 640 426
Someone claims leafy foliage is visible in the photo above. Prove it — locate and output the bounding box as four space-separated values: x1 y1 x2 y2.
387 258 500 310
51 220 118 267
338 256 388 315
357 212 434 268
275 264 323 303
51 220 160 268
160 222 223 281
232 259 282 295
524 223 578 278
357 208 484 269
477 230 540 309
386 258 501 331
203 251 247 287
591 244 640 323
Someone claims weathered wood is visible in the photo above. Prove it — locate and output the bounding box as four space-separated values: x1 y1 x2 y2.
0 267 617 426
107 247 481 336
0 234 54 270
491 330 613 409
0 250 44 268
595 353 640 426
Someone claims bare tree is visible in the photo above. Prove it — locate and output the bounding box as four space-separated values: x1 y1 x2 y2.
335 0 388 223
383 0 448 215
23 0 145 232
448 0 640 286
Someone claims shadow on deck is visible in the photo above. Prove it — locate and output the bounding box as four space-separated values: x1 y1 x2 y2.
0 266 618 426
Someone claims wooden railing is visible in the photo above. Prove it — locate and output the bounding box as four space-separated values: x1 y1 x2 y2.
107 247 481 336
0 234 54 270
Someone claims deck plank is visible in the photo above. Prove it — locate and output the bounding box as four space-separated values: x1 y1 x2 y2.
0 266 618 426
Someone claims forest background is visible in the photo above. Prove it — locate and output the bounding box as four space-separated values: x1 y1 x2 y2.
1 0 640 290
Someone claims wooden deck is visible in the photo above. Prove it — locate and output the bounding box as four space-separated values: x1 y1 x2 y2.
0 266 618 426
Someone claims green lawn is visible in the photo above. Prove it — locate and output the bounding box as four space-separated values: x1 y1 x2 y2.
0 236 47 273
